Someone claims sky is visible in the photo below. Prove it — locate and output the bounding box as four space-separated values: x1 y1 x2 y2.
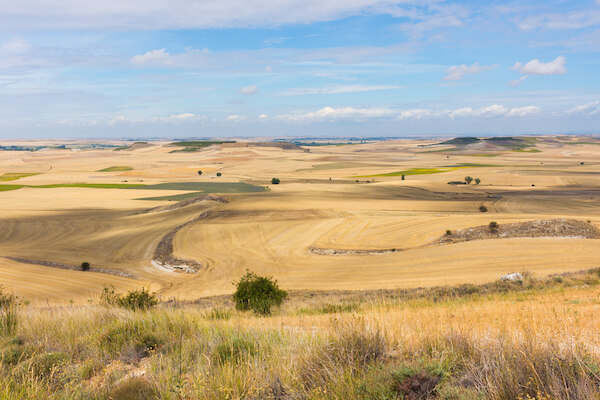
1 0 599 139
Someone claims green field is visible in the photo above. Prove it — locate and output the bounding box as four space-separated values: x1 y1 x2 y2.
97 166 133 172
0 183 145 192
512 148 542 153
134 182 266 200
0 173 40 182
169 141 235 152
356 167 459 177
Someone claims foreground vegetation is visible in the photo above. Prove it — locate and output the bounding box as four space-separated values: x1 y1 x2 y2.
1 270 600 399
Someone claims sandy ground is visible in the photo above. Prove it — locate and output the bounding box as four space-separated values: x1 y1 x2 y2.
0 137 599 302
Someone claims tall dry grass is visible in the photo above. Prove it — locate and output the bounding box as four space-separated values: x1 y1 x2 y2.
1 270 600 399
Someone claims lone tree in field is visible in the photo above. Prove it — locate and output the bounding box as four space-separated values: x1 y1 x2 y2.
197 170 203 176
489 221 499 233
80 262 90 271
271 177 280 184
233 271 287 316
216 172 222 177
479 205 488 213
465 176 473 185
474 178 481 185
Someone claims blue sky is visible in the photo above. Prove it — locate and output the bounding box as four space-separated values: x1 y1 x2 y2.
1 0 599 138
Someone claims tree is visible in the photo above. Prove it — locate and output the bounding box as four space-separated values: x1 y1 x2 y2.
464 176 473 185
474 178 481 185
489 221 499 233
216 172 222 177
81 262 90 271
233 271 287 315
445 230 452 236
479 205 488 213
401 175 405 181
197 170 203 176
271 178 280 184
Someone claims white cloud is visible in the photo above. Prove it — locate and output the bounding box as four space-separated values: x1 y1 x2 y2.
131 48 170 65
258 114 268 119
443 63 493 81
280 84 402 96
511 56 567 75
508 75 528 87
566 101 600 115
397 109 432 120
225 114 245 121
276 106 395 121
449 105 540 119
507 106 541 117
238 85 258 95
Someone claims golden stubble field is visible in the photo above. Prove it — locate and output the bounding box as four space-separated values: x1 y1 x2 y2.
0 136 599 302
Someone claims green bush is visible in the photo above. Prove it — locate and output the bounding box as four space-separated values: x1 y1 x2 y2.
464 176 473 184
216 172 222 177
197 170 203 175
233 271 287 315
80 262 90 271
479 205 488 212
100 286 158 311
489 221 499 232
271 177 280 184
474 178 481 185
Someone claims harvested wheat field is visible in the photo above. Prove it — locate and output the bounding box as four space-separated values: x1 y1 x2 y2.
0 136 599 302
2 136 600 399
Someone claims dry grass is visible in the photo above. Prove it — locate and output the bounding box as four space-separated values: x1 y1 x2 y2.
0 271 599 399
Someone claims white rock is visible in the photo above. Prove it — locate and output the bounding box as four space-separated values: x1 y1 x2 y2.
500 272 523 282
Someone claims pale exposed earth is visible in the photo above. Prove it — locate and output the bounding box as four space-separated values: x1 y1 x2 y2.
0 137 599 303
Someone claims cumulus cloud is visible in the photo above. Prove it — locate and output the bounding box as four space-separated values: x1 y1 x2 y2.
512 56 567 75
566 101 600 115
276 106 395 121
280 84 402 96
397 109 432 120
258 114 268 119
238 85 258 95
449 105 540 119
225 114 246 121
443 63 493 81
131 48 170 65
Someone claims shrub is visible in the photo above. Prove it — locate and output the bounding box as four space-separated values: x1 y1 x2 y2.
464 176 473 184
401 174 405 181
479 205 488 212
232 271 287 315
0 287 18 337
271 177 280 185
80 262 90 271
100 286 158 311
216 172 222 177
446 230 452 236
489 221 499 232
197 170 203 175
474 178 481 185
